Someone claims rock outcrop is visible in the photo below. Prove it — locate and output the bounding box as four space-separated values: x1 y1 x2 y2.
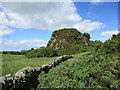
47 28 90 49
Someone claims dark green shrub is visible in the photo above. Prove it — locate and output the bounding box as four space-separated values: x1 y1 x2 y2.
83 33 91 40
26 47 58 58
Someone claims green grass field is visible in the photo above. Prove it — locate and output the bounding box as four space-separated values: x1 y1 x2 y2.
2 54 57 76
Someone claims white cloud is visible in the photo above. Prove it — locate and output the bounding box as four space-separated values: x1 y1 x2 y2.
73 20 103 32
1 2 82 30
0 25 14 37
0 12 9 24
0 39 47 51
1 2 104 32
91 0 102 4
101 30 118 41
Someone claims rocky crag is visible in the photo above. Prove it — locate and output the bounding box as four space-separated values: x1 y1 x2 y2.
47 28 90 49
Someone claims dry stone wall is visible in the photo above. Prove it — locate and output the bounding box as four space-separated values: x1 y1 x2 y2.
0 55 73 90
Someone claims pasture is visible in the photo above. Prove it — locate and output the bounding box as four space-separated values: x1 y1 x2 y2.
2 54 57 76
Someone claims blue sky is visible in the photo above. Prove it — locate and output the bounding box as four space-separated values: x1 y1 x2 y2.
74 2 118 40
0 1 118 51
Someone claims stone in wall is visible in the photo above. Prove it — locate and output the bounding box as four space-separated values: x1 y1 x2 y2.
81 52 92 56
41 64 52 74
0 74 14 90
35 66 43 75
14 67 39 89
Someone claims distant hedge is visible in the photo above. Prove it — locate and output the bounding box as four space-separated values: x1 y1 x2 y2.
25 43 97 58
2 51 22 55
26 47 58 58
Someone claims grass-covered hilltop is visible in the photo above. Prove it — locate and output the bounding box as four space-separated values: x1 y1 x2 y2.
47 28 90 49
1 28 120 89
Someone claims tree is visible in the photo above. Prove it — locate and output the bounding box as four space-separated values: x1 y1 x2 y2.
31 48 34 50
83 33 91 40
21 50 28 54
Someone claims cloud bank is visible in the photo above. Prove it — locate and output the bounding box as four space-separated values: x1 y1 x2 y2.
0 39 47 51
101 30 118 41
91 0 101 3
0 25 14 37
1 2 103 32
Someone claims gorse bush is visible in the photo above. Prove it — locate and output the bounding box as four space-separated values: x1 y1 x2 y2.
37 53 119 88
100 33 120 55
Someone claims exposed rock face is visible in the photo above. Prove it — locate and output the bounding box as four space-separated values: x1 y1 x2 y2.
0 55 73 90
47 28 90 49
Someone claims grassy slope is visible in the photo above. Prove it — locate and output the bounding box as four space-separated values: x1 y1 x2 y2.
37 52 119 88
2 54 57 76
